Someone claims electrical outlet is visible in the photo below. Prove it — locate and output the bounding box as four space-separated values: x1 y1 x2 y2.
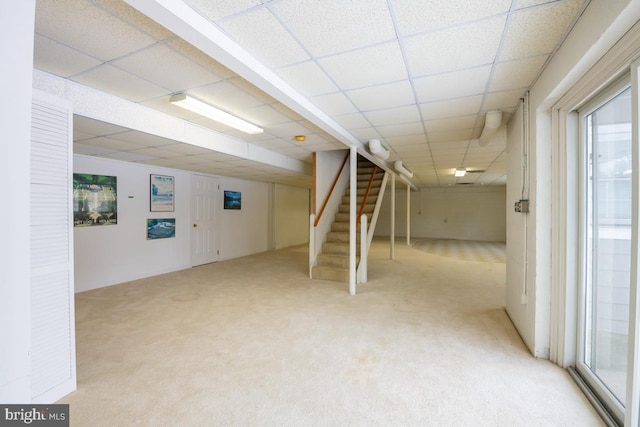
514 199 530 213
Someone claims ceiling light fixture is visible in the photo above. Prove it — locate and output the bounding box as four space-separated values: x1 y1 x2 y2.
169 93 263 135
455 167 467 177
294 135 306 142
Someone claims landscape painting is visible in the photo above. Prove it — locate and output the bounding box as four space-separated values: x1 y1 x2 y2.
147 218 176 240
224 190 241 210
150 174 174 212
73 174 117 227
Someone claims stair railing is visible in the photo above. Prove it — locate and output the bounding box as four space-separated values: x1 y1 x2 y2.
309 152 350 278
357 171 389 283
356 166 378 226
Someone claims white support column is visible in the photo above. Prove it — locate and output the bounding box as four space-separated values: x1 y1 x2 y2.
390 174 396 260
309 214 315 279
349 147 357 295
360 214 368 284
0 0 35 403
406 184 411 246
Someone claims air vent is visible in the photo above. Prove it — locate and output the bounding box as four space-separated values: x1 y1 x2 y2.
456 182 474 185
466 170 485 174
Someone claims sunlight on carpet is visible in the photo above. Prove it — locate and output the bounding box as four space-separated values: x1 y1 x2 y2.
412 239 506 263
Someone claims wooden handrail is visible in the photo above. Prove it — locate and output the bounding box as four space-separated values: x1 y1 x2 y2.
357 165 378 226
314 152 350 227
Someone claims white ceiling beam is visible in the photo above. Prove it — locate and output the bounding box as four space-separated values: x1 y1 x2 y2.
122 0 365 154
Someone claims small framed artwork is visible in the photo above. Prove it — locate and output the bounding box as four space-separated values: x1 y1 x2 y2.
73 173 118 226
150 174 174 212
224 190 241 210
147 218 176 240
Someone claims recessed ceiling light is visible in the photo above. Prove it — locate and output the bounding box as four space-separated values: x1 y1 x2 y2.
454 167 467 177
294 135 306 142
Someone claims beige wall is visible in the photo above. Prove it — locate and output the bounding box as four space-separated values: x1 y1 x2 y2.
375 185 506 242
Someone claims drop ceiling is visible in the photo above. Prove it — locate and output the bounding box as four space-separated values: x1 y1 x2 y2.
33 0 589 188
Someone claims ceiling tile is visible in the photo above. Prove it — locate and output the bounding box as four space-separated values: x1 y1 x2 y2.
190 80 265 115
424 115 478 133
392 0 512 35
419 95 483 120
242 105 292 126
73 116 128 137
404 16 506 77
265 122 312 138
93 0 174 40
218 8 309 68
516 0 561 9
127 147 181 158
150 144 214 155
73 142 115 156
112 44 223 92
81 137 145 152
72 65 168 102
385 134 428 146
427 129 474 142
364 105 421 127
110 130 179 147
377 121 424 138
333 113 371 129
499 0 585 61
414 65 491 103
102 151 156 162
319 41 407 90
185 0 262 21
272 0 396 57
35 0 156 61
483 89 525 111
166 39 237 80
311 93 359 116
350 128 382 142
34 34 102 78
489 55 548 92
347 80 416 111
276 61 339 96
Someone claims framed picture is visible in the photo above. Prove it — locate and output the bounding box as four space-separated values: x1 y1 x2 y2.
73 173 117 227
147 218 176 240
150 174 174 212
224 190 241 210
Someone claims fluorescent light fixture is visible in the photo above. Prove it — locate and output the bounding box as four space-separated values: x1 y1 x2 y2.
169 93 263 135
455 167 467 177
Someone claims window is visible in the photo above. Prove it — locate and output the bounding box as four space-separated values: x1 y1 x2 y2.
577 83 632 423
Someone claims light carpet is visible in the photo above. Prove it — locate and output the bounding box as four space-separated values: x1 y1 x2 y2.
60 238 602 426
413 239 506 263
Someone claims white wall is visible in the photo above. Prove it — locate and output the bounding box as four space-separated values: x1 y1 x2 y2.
74 155 192 292
0 0 35 403
505 0 638 358
74 155 276 291
375 186 506 242
274 184 309 250
217 176 271 260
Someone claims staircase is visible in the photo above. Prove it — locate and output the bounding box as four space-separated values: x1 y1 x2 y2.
312 157 385 282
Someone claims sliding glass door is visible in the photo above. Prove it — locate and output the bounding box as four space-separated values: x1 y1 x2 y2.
578 81 632 424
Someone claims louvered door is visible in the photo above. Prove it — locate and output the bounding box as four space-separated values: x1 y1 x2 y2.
30 90 76 403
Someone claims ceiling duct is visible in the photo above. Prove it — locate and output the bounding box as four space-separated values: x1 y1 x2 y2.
475 110 503 147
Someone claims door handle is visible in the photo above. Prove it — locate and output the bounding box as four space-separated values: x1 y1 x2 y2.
193 224 197 228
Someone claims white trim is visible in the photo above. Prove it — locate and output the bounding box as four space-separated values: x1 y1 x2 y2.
625 57 640 427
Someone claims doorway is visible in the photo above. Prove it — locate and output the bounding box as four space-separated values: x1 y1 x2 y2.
190 174 219 266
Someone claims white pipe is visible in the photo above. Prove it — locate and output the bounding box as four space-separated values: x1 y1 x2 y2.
407 184 411 246
391 174 396 260
349 147 357 295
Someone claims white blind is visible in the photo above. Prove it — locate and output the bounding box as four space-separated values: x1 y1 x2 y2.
30 94 75 402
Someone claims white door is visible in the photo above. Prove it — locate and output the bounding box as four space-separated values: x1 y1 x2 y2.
191 174 218 266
